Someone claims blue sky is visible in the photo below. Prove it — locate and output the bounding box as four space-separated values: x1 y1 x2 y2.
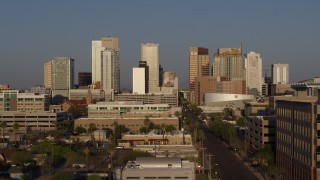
0 1 319 89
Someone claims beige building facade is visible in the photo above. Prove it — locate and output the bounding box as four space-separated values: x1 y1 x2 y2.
276 88 320 180
245 116 276 149
213 48 245 81
193 76 246 105
74 117 179 132
0 111 67 133
114 93 178 107
189 47 210 92
0 90 50 112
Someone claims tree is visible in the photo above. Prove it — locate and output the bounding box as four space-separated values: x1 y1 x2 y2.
236 117 247 127
143 117 151 132
75 126 87 134
12 151 33 165
255 145 274 166
89 123 97 134
13 122 20 144
51 172 73 180
165 125 176 133
174 111 181 118
0 121 7 146
139 127 147 134
197 129 206 148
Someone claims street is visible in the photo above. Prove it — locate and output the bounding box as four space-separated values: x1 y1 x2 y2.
202 126 259 180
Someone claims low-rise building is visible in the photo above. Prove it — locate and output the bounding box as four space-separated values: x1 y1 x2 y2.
245 116 276 149
204 93 254 108
193 76 246 105
115 93 178 107
0 111 67 133
121 130 192 146
244 101 269 116
0 90 50 112
74 117 179 132
69 88 105 101
117 157 195 180
88 101 170 118
93 130 107 141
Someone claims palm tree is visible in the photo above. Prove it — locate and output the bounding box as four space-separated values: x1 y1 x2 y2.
88 123 96 134
197 129 206 148
0 121 7 146
160 124 166 145
106 143 116 180
13 122 20 144
143 117 151 132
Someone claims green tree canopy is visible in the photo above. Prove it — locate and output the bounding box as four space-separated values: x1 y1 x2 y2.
236 117 247 127
165 125 177 133
51 172 73 180
12 151 33 165
75 126 87 134
87 174 102 180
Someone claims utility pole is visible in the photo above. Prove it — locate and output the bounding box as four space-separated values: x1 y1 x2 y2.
199 147 206 174
207 154 214 180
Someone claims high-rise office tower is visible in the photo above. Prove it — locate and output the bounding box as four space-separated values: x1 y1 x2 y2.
78 72 92 87
272 63 289 84
92 37 120 92
50 57 74 91
189 47 210 92
213 48 245 81
141 43 160 93
245 52 262 96
43 57 74 100
44 61 52 88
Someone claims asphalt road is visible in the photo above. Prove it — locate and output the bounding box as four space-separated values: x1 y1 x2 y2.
202 126 258 180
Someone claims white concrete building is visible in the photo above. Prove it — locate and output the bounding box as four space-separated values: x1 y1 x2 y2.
132 67 146 94
141 43 160 93
272 63 289 84
118 157 195 180
245 51 262 96
101 49 120 92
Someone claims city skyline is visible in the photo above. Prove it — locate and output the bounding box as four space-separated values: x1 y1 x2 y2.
0 1 319 89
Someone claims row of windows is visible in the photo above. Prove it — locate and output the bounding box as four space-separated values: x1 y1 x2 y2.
294 124 311 138
277 108 292 118
294 110 311 122
294 150 311 166
277 120 291 131
277 131 291 144
294 137 311 153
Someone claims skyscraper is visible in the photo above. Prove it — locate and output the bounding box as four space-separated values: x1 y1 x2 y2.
141 43 160 93
44 61 52 88
245 52 262 96
78 72 92 87
132 67 146 94
92 37 120 92
212 48 245 81
50 57 74 91
189 47 210 92
272 63 289 84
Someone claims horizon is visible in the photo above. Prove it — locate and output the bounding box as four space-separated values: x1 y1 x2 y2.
0 1 319 90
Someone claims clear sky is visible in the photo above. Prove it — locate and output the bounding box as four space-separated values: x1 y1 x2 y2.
0 1 319 90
